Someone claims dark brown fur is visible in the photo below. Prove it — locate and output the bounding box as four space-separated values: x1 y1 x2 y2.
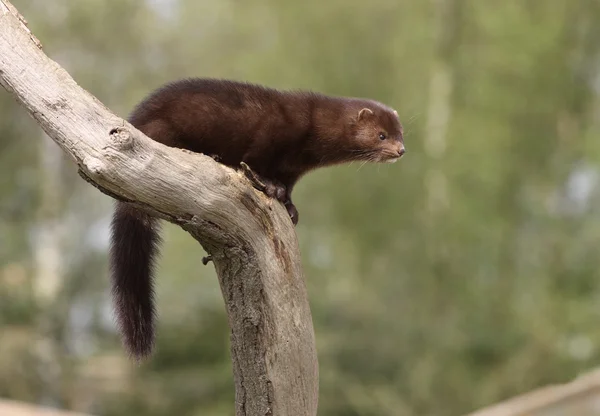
110 78 405 359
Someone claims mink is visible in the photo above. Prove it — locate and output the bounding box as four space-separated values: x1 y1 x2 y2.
110 78 405 359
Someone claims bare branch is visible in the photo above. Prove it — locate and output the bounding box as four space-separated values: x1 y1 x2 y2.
0 1 319 415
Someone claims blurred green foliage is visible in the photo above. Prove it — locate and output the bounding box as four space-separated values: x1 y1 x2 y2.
1 0 600 415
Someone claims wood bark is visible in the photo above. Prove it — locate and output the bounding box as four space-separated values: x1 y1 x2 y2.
0 1 319 415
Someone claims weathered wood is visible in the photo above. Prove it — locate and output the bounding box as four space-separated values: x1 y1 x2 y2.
0 1 319 414
0 399 92 416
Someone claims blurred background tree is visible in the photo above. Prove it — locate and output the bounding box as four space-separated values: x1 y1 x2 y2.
1 0 600 415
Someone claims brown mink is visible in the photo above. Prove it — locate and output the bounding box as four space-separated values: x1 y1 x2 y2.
110 78 405 359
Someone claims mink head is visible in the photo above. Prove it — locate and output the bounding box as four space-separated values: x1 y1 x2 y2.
350 104 405 163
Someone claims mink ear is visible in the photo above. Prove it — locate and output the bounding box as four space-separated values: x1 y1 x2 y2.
393 110 398 118
357 108 374 121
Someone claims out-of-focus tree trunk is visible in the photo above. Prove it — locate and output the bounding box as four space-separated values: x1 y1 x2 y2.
424 0 462 215
33 135 66 409
34 136 65 302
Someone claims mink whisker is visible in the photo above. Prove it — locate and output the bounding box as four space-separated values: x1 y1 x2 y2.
405 113 421 126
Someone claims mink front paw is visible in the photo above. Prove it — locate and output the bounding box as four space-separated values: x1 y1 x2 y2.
240 163 287 202
263 181 287 203
239 162 297 223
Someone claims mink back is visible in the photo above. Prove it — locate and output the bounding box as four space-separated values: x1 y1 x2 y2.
127 78 395 185
128 79 316 162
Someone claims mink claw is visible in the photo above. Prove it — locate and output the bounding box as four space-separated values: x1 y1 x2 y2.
240 162 267 192
285 201 299 225
202 255 213 265
240 163 286 202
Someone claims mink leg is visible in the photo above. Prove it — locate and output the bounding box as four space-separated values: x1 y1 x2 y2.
240 162 287 202
262 179 299 224
240 162 298 224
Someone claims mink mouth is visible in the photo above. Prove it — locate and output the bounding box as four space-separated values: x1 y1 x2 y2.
379 152 404 163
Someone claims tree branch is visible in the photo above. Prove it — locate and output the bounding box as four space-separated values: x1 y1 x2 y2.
0 399 91 416
0 1 319 415
465 369 600 416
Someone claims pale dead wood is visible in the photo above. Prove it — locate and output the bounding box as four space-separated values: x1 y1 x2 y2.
0 399 92 416
466 369 600 416
0 1 319 415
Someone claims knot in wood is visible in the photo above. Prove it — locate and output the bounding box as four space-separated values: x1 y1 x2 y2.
109 127 134 150
82 156 105 175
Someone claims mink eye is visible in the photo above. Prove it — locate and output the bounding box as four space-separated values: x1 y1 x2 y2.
379 132 387 140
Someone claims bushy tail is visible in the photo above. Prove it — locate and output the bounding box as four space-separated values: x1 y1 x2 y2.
109 201 162 360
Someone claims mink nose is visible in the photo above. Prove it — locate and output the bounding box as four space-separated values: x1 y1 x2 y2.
398 146 406 158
